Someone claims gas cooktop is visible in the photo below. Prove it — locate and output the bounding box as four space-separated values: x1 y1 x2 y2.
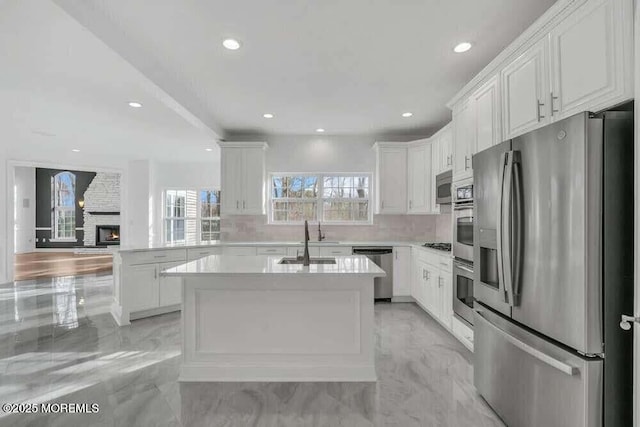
422 242 452 252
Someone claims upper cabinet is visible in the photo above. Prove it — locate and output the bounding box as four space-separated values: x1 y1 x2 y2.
407 140 432 214
220 142 268 215
431 124 453 176
374 143 408 214
451 0 633 142
548 0 631 119
473 76 502 153
501 38 550 139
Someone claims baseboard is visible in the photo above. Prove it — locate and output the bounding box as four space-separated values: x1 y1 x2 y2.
179 364 377 382
391 295 414 303
130 305 181 321
110 301 129 326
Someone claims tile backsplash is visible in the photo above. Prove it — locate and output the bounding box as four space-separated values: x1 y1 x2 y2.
221 214 452 243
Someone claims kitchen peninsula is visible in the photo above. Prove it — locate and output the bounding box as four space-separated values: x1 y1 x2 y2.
162 253 385 382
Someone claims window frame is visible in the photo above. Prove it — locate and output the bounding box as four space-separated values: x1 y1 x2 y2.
162 188 221 245
268 172 373 225
51 171 77 242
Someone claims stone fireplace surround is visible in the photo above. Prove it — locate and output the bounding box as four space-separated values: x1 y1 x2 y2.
82 173 121 247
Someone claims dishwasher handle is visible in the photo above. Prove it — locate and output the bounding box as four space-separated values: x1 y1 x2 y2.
352 247 393 256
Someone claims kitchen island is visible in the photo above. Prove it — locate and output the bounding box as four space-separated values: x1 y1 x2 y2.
162 254 385 382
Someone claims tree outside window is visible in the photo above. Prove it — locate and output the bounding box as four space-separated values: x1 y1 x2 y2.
51 172 76 240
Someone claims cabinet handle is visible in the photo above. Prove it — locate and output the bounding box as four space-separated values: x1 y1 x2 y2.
536 100 545 122
422 269 426 280
154 268 157 279
199 251 210 255
381 201 385 209
550 92 559 116
243 200 246 209
426 270 430 280
438 277 443 287
409 200 412 209
464 156 470 170
447 155 452 166
395 250 398 260
236 201 239 209
153 255 167 259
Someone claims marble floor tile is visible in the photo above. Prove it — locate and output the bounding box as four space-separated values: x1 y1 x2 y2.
0 273 504 427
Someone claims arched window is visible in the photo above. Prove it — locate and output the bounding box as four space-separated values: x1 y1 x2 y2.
51 172 76 240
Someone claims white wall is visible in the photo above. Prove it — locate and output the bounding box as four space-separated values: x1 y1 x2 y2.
0 147 8 283
122 160 154 249
13 166 35 254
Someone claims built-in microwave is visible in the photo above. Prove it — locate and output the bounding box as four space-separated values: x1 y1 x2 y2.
435 170 453 205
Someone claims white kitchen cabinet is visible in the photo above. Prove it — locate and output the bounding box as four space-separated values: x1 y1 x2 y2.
223 246 257 256
392 246 411 299
187 247 223 261
158 261 184 307
256 246 287 256
501 37 550 139
437 125 453 174
373 143 407 214
452 100 475 181
219 142 268 215
127 264 159 312
473 75 501 153
319 246 352 257
438 269 453 330
407 140 432 214
549 0 631 120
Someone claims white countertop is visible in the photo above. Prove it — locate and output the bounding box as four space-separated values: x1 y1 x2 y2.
117 240 451 254
161 255 387 276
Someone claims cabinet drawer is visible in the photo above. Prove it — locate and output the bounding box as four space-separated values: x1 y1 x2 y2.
125 249 186 266
223 246 257 256
256 246 287 256
187 247 223 261
286 246 321 257
319 246 352 256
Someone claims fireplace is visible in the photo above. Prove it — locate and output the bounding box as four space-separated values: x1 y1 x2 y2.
96 225 120 246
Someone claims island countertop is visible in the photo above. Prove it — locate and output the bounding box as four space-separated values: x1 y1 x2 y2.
161 254 387 276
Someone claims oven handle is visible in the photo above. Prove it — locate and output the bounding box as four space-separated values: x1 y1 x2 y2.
453 204 473 211
455 264 474 274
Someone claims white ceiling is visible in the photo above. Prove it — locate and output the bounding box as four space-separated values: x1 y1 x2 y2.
53 0 557 137
0 0 220 164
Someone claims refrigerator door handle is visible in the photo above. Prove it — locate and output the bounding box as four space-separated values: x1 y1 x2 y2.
511 151 523 306
497 152 507 302
475 310 579 376
502 151 515 306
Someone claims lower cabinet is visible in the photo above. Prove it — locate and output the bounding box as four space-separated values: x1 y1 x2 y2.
392 246 411 298
411 248 456 340
127 264 160 312
158 261 184 307
319 246 352 256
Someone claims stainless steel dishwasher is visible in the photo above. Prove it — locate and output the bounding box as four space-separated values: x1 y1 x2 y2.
352 247 393 300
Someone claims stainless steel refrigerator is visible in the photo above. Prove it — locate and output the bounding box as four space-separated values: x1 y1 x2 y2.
472 111 633 427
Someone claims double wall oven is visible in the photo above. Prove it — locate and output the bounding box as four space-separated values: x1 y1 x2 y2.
452 180 474 326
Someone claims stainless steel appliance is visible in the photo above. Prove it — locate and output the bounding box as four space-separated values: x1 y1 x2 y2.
452 180 473 263
473 111 634 427
352 247 393 300
422 242 451 252
435 170 453 205
453 260 474 326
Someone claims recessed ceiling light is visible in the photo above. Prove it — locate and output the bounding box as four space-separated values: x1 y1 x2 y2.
453 42 472 53
223 39 241 50
316 128 325 133
71 149 80 153
205 148 213 152
402 112 413 118
128 101 142 108
263 113 274 119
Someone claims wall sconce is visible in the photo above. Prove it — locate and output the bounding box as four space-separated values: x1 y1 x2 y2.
78 199 85 209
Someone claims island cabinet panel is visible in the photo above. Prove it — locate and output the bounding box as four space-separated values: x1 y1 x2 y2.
159 261 184 307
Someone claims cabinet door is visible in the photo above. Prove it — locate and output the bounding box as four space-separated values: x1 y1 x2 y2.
127 264 159 312
549 0 628 119
242 148 265 214
378 147 408 214
423 264 439 317
501 37 550 138
319 246 352 257
473 75 501 153
392 247 411 297
159 261 183 307
453 101 474 180
407 144 431 213
438 270 453 330
430 139 441 214
221 148 243 214
439 126 453 172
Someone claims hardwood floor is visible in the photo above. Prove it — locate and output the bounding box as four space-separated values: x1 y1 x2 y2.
14 252 113 281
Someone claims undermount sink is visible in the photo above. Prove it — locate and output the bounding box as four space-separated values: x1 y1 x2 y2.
298 241 341 245
279 257 337 265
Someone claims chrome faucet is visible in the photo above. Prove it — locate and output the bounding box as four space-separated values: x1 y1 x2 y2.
303 220 310 266
318 222 325 241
